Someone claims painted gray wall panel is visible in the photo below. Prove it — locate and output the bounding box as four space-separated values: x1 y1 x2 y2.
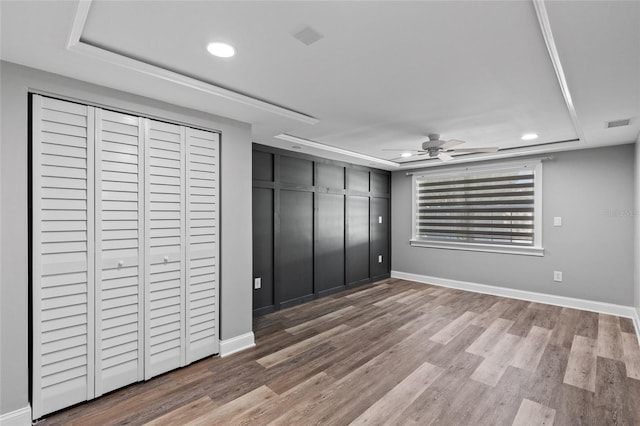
253 150 273 182
252 147 391 313
391 145 635 306
349 169 370 192
316 193 346 292
0 61 253 415
317 163 345 190
371 172 390 194
280 156 313 186
280 190 314 303
347 195 370 284
253 188 274 309
371 197 390 278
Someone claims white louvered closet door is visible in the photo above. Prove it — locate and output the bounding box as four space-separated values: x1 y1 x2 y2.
33 96 221 419
32 95 95 419
185 128 220 362
94 109 145 396
144 119 186 378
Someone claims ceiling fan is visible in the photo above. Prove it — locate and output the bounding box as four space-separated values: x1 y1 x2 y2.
384 134 498 161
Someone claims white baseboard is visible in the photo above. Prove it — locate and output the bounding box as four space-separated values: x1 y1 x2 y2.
0 405 31 426
392 270 640 343
634 307 640 344
219 332 255 358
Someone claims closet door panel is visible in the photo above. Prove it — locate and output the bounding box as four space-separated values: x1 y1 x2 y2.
144 119 186 378
185 128 220 362
32 95 95 419
94 109 144 396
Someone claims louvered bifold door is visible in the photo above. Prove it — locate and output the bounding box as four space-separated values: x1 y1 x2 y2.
144 119 186 378
94 109 145 396
185 128 220 363
32 95 95 419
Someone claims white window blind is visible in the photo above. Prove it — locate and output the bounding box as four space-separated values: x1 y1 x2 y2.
411 161 543 255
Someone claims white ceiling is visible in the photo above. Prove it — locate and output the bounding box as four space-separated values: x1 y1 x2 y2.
2 1 639 170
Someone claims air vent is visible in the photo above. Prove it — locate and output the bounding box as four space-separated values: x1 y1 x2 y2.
293 26 324 46
606 118 631 128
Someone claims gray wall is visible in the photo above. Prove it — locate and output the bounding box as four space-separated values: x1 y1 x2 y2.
392 144 635 306
0 61 253 416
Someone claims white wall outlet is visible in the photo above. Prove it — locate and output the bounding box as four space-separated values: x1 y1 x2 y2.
378 254 383 263
378 216 383 224
553 216 562 227
254 277 262 289
553 271 563 282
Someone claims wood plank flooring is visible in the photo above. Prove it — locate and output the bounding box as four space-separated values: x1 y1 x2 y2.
40 279 640 425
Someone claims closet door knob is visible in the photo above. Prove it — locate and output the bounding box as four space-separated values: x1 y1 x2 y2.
118 260 124 267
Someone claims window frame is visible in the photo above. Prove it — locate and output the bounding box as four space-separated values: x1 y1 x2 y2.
410 159 544 256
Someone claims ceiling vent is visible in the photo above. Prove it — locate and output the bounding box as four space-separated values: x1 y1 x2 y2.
293 26 324 46
606 118 631 128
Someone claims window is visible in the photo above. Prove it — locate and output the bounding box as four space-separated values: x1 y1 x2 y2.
410 160 543 256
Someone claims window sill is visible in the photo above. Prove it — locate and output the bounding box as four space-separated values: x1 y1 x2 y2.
409 239 544 257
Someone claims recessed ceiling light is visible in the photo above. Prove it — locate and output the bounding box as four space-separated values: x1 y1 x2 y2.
521 133 539 141
207 42 235 58
401 152 413 158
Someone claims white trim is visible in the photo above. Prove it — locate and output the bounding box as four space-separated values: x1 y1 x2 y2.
409 240 544 257
275 134 399 168
391 271 640 339
411 158 543 179
533 0 585 144
65 1 318 127
634 307 640 346
219 332 256 358
0 405 31 426
66 0 91 50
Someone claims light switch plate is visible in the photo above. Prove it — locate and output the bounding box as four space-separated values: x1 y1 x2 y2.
254 277 262 289
378 216 383 224
378 254 383 263
553 271 562 282
553 216 562 227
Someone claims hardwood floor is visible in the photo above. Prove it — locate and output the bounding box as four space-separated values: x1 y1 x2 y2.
41 279 640 425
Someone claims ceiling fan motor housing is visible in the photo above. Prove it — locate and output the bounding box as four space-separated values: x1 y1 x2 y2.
422 134 444 150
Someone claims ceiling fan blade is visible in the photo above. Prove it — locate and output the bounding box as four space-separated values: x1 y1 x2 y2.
391 152 430 161
448 147 498 153
381 149 423 152
440 139 465 150
438 152 454 162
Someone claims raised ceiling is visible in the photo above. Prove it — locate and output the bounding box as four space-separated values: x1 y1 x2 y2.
1 1 639 170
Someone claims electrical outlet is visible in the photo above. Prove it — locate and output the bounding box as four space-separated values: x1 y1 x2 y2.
378 254 383 263
254 277 262 289
378 216 383 224
553 271 563 282
553 216 562 227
